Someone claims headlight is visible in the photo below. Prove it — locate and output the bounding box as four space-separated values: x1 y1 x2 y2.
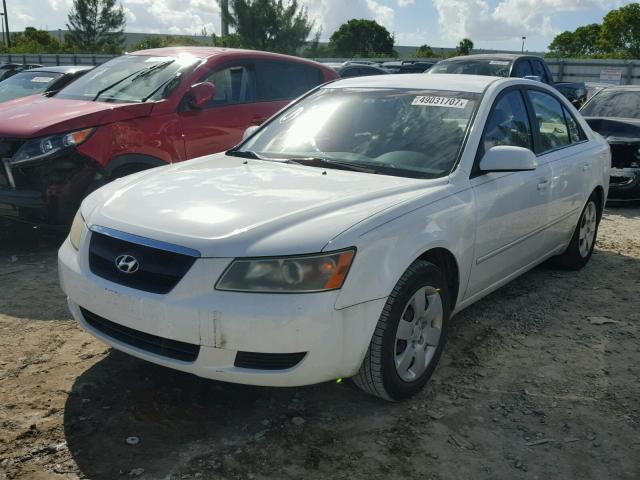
216 249 356 293
11 128 95 165
69 210 85 250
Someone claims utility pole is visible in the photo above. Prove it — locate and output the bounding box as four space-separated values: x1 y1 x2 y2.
0 13 4 47
221 0 229 36
521 36 526 53
2 0 9 48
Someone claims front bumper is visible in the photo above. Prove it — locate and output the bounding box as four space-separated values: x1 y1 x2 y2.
0 151 100 224
58 233 386 387
608 168 640 201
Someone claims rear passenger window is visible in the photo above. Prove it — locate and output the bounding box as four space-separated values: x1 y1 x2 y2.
528 90 570 152
563 106 585 143
483 90 533 152
256 62 324 101
514 60 532 78
340 68 359 78
202 65 256 106
531 60 551 84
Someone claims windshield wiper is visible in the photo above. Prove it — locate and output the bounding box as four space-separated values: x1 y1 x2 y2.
226 150 264 159
284 157 377 174
92 60 175 101
130 60 175 81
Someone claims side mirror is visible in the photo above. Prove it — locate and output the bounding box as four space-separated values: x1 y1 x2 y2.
523 75 542 83
242 125 260 141
479 145 537 173
188 82 216 109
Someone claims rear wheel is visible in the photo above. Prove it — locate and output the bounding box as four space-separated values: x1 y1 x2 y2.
353 260 450 401
553 194 600 270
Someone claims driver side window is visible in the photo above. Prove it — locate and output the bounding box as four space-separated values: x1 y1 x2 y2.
483 90 533 154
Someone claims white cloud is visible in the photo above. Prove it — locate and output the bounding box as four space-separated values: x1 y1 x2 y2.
301 0 395 38
398 0 415 6
432 0 620 42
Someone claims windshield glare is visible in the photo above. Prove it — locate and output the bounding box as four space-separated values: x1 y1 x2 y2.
0 71 63 102
56 54 198 103
581 89 640 118
430 59 511 77
240 87 479 178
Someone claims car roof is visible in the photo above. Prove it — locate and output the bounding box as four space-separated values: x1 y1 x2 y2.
440 54 542 62
326 73 499 93
24 65 93 74
129 46 327 67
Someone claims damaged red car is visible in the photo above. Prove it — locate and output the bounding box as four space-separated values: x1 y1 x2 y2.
0 47 337 224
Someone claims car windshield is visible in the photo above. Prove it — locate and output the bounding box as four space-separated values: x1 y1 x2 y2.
430 59 511 77
581 89 640 118
0 71 63 102
238 87 479 178
55 54 199 103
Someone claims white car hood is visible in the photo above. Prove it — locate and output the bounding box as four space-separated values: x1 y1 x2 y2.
84 154 448 257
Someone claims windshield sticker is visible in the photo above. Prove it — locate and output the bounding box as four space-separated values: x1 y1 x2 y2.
412 96 468 108
144 56 171 63
490 60 510 65
31 76 54 83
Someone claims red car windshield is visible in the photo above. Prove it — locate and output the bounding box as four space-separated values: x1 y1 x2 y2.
56 54 199 103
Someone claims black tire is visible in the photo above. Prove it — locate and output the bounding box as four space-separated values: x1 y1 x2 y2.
353 260 450 401
553 193 600 270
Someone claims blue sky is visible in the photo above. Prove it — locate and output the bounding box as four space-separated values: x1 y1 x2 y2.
12 0 634 51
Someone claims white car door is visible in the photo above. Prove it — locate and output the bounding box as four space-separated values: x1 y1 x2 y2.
466 88 554 299
525 88 594 249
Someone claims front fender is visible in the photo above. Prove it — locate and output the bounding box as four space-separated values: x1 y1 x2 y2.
334 187 475 310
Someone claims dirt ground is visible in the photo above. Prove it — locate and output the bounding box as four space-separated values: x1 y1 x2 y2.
0 207 639 480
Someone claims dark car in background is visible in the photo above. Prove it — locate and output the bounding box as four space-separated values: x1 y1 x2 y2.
0 65 92 103
0 47 337 225
0 63 43 81
381 60 434 73
327 61 389 78
581 85 640 202
428 54 587 107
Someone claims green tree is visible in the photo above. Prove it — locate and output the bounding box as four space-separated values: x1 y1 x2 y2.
9 27 63 53
131 35 204 51
212 32 244 48
456 38 473 56
548 24 602 57
218 0 314 54
66 0 126 53
413 44 434 58
328 19 394 57
548 30 577 57
600 3 640 58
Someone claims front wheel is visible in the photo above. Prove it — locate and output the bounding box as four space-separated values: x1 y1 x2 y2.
353 260 450 401
553 194 600 270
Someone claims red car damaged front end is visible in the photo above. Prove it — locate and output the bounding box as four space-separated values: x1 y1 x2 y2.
0 97 154 224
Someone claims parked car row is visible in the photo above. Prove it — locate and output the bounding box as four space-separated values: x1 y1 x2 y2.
0 65 92 103
0 48 619 402
0 48 637 229
0 62 43 81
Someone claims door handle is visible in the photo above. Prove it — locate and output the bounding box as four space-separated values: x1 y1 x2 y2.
537 179 550 190
582 163 591 171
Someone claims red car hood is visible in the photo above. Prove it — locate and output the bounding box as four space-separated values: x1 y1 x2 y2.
0 96 154 138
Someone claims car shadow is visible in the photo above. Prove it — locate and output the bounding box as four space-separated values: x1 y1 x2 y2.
63 350 388 479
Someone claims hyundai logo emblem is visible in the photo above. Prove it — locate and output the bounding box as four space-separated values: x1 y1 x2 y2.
115 254 140 274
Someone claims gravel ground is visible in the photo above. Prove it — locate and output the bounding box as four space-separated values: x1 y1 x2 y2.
0 206 639 480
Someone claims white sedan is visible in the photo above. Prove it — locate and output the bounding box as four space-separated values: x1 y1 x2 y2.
58 74 610 401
